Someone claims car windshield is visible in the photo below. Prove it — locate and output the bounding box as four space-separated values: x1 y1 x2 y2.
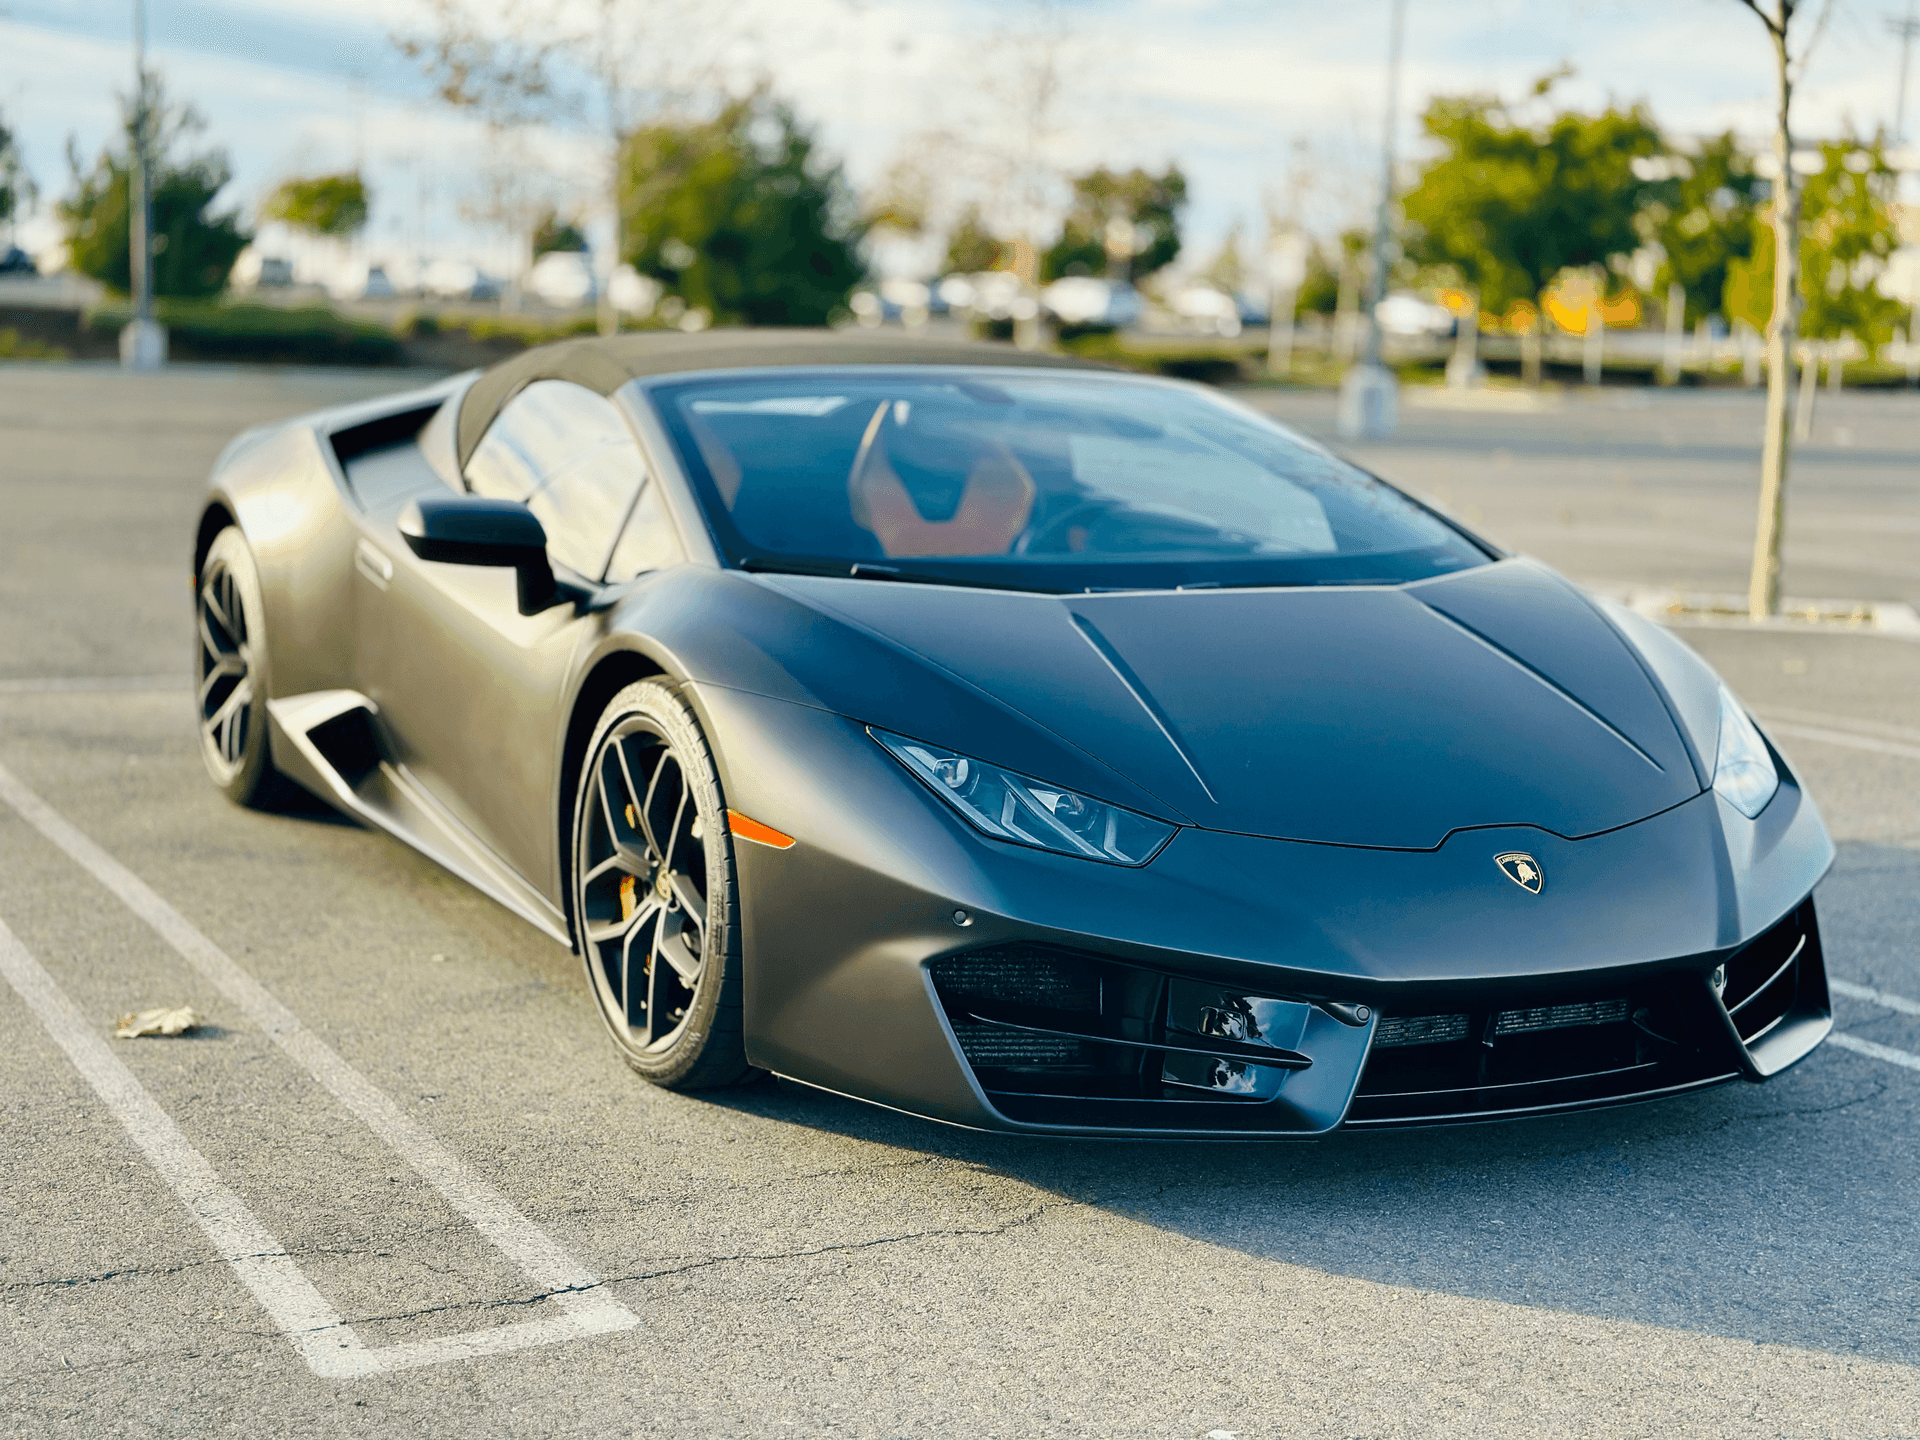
649 369 1489 591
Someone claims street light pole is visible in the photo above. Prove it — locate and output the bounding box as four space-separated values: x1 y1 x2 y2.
1337 0 1407 438
1361 0 1405 374
1892 1 1920 143
122 0 165 369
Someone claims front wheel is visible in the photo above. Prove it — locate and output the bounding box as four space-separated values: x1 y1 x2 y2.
570 680 752 1089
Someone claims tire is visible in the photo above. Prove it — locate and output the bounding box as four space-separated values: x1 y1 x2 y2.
570 679 752 1089
195 526 288 809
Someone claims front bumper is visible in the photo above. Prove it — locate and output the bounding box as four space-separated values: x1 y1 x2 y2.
697 685 1835 1138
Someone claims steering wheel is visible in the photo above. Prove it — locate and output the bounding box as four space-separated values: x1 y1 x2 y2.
1016 499 1116 554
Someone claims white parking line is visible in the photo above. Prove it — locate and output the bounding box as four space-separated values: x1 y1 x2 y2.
0 760 637 1377
0 917 357 1373
1756 707 1920 747
1763 721 1920 764
0 675 185 695
1828 1033 1920 1073
1831 977 1920 1018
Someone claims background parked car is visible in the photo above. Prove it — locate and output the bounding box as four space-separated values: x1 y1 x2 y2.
1042 276 1144 329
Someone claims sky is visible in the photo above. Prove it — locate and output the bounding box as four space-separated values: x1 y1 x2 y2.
2 0 1915 280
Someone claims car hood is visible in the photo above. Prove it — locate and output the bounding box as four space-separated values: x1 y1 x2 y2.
756 559 1704 851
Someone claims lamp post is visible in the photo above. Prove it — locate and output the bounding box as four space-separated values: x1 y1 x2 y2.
121 0 166 369
1337 0 1406 438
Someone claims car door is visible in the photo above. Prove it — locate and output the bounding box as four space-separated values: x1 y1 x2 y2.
355 379 651 902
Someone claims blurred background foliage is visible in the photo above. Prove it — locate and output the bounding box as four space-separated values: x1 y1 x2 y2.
58 75 248 299
1725 139 1904 352
531 210 589 256
1041 165 1186 283
1 110 33 235
1399 87 1664 316
260 172 369 240
1643 133 1764 327
618 94 863 327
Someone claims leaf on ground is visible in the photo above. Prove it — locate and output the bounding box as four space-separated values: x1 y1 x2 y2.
113 1006 203 1038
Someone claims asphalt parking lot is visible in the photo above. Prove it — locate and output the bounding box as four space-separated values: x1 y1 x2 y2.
2 364 1917 1439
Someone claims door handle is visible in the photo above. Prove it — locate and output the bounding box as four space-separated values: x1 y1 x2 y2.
354 537 393 591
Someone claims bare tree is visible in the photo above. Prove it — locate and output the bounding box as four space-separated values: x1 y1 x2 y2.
396 0 739 333
1734 0 1834 619
458 122 572 307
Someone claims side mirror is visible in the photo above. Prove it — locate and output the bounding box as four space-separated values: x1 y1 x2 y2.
398 495 562 615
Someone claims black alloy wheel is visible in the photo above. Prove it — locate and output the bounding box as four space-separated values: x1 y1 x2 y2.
571 680 751 1089
196 526 286 807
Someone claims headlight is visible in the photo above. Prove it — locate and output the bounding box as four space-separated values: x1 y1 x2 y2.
1712 684 1778 818
871 728 1177 865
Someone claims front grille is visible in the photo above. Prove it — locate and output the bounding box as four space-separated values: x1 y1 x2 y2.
1375 1013 1469 1048
933 949 1100 1014
1493 998 1629 1035
1348 976 1737 1127
946 1019 1084 1068
1376 999 1628 1049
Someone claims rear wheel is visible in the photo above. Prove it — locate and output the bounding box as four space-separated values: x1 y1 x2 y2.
195 526 286 808
571 680 751 1089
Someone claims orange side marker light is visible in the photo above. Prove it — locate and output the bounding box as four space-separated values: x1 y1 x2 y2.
726 809 795 850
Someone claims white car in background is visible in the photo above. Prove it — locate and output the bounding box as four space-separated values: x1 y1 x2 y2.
423 259 503 303
1042 276 1143 329
527 251 597 308
1165 283 1265 337
1375 291 1457 339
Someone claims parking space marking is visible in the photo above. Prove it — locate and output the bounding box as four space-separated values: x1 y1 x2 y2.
1831 977 1920 1018
0 760 638 1376
0 916 360 1374
1763 721 1920 764
1756 707 1920 747
0 676 185 695
1828 1032 1920 1073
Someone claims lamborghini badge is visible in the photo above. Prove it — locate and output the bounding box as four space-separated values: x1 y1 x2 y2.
1494 852 1544 894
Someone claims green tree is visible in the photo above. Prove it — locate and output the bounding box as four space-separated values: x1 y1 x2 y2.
261 172 369 239
59 78 248 298
1645 133 1763 326
1041 165 1186 283
1296 230 1364 316
1725 137 1904 354
943 204 1004 273
1400 90 1664 316
1202 226 1246 293
619 95 863 327
531 210 588 255
1 110 35 239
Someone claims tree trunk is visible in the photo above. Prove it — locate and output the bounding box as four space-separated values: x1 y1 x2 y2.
599 165 622 338
1748 20 1799 621
1267 285 1296 377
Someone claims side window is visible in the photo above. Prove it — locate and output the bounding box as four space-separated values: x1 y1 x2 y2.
605 481 686 582
464 380 646 580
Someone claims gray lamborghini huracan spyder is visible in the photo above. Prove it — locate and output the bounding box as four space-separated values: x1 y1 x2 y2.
192 330 1833 1136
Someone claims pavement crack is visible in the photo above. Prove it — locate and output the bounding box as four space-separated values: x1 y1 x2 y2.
319 1198 1081 1330
608 1195 1077 1285
1700 1080 1891 1131
1 1254 258 1294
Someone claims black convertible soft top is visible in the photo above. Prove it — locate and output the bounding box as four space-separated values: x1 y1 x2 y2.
454 328 1105 469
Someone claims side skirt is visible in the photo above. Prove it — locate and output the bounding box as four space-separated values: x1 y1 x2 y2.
267 690 571 947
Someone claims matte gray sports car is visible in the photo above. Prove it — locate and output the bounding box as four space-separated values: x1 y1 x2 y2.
193 330 1833 1136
